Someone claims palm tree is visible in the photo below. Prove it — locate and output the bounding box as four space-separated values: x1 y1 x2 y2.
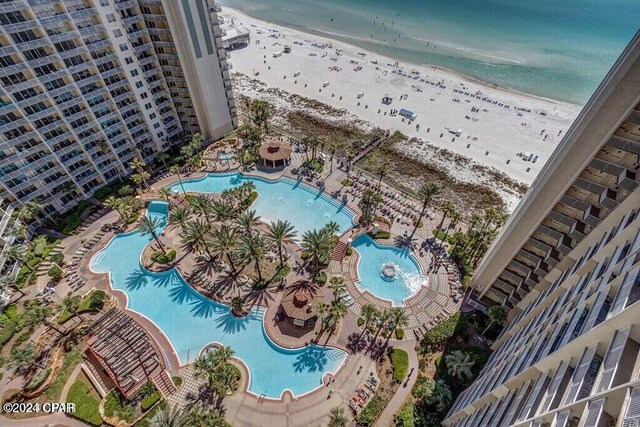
5 245 31 271
8 344 38 374
328 141 337 174
315 301 330 330
190 194 214 228
410 183 441 239
322 221 341 237
328 276 346 301
212 345 235 365
328 406 348 427
23 302 62 333
327 299 348 335
151 403 185 427
236 234 267 283
360 303 379 335
170 165 187 196
483 305 507 335
159 187 173 205
234 210 261 237
155 152 170 171
358 189 383 224
183 405 227 427
375 162 389 190
468 213 483 232
104 196 130 222
387 307 408 342
249 99 270 132
212 362 240 397
208 224 239 272
443 210 461 243
300 229 333 278
372 309 390 341
266 220 297 267
16 199 45 223
211 200 236 222
168 205 191 231
130 158 150 190
299 136 310 162
436 200 454 235
137 215 166 254
182 219 213 259
444 350 475 381
425 380 453 413
230 296 244 316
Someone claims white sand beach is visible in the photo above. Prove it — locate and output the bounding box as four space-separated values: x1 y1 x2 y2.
222 7 582 186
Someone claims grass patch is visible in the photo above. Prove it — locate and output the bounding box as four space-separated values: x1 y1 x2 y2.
141 392 161 411
370 230 390 240
66 379 102 426
151 248 176 264
394 400 415 427
390 348 409 383
340 178 353 186
103 390 136 422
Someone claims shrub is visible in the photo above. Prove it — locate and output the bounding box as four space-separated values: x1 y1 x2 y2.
16 266 30 287
93 186 113 200
25 367 51 391
340 179 353 186
27 258 41 269
314 271 327 284
390 348 409 383
271 265 291 284
126 212 140 224
50 253 64 265
420 312 467 352
345 247 353 256
172 376 183 387
87 290 106 311
0 320 17 346
395 328 404 340
141 392 161 411
356 395 386 426
394 400 415 427
357 317 365 327
412 376 435 400
151 248 176 264
66 380 102 425
5 304 18 319
47 265 64 281
103 391 135 422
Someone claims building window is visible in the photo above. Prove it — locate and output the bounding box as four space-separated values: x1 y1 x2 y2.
149 113 156 120
113 29 122 38
140 92 148 99
125 56 133 65
119 43 128 52
135 81 143 89
130 69 138 77
153 122 160 129
106 14 116 23
144 102 152 110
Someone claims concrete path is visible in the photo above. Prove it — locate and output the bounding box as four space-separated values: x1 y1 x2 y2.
375 339 420 427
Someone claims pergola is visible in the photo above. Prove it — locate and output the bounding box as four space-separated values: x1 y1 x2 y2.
259 137 292 168
84 308 176 399
280 289 318 328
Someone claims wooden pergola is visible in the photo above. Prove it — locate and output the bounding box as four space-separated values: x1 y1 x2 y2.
84 308 176 399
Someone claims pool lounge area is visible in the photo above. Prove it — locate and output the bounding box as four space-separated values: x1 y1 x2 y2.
90 201 347 399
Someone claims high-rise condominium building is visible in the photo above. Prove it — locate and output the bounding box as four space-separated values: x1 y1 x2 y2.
444 31 640 426
0 0 236 214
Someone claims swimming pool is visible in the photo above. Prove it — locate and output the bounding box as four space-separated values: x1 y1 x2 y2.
169 173 355 236
219 153 235 161
90 201 347 399
351 234 427 306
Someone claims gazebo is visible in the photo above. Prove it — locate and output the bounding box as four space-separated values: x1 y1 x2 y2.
259 137 292 168
280 289 317 328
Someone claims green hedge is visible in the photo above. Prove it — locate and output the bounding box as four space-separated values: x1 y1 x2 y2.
67 380 102 426
356 395 386 426
5 304 18 319
370 231 391 240
315 271 327 284
395 328 405 340
141 392 161 411
25 367 51 391
0 321 17 347
420 312 467 351
357 317 365 327
103 391 135 422
151 248 176 264
390 348 409 383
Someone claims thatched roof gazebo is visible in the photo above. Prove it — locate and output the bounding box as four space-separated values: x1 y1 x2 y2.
280 289 317 328
259 137 292 168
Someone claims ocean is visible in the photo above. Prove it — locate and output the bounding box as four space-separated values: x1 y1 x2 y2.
218 0 640 105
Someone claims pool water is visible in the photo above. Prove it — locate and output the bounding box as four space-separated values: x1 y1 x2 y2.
352 234 427 305
90 201 347 399
219 153 235 160
170 173 355 236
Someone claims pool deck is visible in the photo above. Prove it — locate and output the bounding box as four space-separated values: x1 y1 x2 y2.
47 152 464 425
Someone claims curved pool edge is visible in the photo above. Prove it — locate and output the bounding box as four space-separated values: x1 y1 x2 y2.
167 171 358 227
88 204 349 400
351 235 430 307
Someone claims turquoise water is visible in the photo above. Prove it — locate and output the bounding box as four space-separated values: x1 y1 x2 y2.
171 173 355 236
352 234 426 305
90 201 347 398
220 0 640 104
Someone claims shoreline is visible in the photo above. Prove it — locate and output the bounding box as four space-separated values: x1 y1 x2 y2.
222 6 583 109
222 6 581 188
